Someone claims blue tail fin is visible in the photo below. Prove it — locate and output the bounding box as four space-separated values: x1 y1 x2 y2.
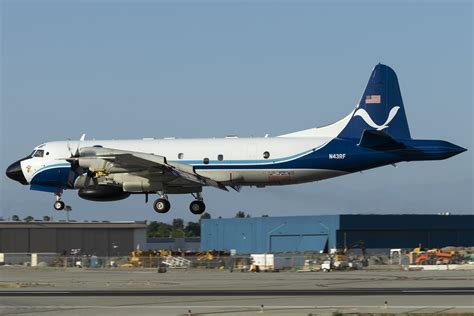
339 64 411 140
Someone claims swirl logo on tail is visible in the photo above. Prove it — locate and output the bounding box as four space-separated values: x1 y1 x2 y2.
353 106 400 130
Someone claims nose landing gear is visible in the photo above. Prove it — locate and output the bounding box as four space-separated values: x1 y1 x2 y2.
53 193 65 211
54 200 65 211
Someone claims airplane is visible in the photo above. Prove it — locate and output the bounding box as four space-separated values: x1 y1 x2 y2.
6 64 467 215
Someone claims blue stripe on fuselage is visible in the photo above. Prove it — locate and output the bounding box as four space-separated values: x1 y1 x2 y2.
176 145 323 166
193 138 403 172
31 163 71 178
30 166 72 189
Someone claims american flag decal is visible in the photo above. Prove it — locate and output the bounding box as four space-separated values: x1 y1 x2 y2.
365 95 381 104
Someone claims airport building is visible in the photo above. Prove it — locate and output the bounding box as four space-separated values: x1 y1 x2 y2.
200 214 474 254
0 221 147 256
2 214 472 257
146 237 201 251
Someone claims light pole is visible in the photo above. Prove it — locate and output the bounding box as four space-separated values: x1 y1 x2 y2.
65 205 72 222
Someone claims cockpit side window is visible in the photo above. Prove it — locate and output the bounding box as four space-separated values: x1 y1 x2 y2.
33 150 44 157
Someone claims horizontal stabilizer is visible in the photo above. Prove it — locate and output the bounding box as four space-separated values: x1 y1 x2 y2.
358 130 405 151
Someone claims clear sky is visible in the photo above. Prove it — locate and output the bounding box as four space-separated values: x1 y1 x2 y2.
1 0 472 223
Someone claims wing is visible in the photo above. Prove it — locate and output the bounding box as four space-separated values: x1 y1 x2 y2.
68 147 228 191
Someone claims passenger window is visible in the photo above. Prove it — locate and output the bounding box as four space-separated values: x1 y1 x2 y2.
263 151 270 159
217 154 224 161
178 153 184 159
33 150 44 158
203 158 210 164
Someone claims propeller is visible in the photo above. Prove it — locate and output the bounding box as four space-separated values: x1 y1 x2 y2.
66 134 90 188
66 134 86 171
67 133 86 158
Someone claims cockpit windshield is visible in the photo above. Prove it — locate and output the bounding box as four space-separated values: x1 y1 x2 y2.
31 150 44 158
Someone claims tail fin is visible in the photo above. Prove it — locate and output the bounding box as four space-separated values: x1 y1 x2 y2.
339 64 411 140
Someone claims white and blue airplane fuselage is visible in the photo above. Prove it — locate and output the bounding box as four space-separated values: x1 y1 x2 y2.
6 64 466 215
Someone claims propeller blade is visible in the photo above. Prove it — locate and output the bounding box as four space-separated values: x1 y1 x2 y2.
72 134 86 157
67 134 86 171
66 138 73 156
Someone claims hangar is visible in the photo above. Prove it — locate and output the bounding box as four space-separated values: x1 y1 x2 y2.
200 214 474 254
0 221 147 256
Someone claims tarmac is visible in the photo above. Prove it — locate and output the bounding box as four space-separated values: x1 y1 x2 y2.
0 266 473 315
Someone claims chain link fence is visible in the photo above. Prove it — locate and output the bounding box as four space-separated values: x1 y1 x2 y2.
1 253 332 270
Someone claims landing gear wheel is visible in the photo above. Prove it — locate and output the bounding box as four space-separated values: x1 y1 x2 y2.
153 198 171 213
189 200 206 215
54 201 65 211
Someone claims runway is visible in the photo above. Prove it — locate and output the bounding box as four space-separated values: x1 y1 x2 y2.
1 296 472 315
1 287 473 296
1 267 472 315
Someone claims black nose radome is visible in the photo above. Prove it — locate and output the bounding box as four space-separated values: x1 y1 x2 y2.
6 160 28 185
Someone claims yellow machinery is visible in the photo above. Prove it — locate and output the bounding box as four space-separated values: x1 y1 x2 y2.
120 249 230 268
334 240 367 265
196 250 231 261
197 251 215 261
120 249 162 268
409 246 423 264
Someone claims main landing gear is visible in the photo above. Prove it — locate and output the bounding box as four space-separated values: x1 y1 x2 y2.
53 192 65 211
152 192 206 215
189 192 206 215
153 199 171 214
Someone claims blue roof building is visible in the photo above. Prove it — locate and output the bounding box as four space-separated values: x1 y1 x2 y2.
201 214 473 254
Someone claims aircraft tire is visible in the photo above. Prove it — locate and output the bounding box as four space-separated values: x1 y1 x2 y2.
189 200 206 215
153 198 171 213
54 201 65 211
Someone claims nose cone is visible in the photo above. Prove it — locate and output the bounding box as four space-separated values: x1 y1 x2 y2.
6 160 28 185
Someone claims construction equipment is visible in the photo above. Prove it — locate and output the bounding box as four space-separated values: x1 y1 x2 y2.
415 249 454 265
197 250 215 261
335 240 368 266
196 250 231 261
120 249 162 268
409 248 422 264
323 240 368 271
344 240 368 264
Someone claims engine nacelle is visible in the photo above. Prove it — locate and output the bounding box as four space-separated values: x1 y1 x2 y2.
78 185 130 202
